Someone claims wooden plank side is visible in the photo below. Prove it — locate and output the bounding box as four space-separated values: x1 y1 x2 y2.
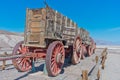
25 8 46 46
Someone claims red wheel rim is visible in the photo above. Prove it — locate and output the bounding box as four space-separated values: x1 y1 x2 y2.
72 36 82 64
12 41 32 72
93 44 96 53
87 46 93 56
81 45 86 59
46 41 65 76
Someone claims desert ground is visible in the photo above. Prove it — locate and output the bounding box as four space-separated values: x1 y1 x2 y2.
0 46 120 80
99 46 120 80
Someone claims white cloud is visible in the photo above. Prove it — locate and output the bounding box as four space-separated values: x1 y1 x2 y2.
108 27 120 32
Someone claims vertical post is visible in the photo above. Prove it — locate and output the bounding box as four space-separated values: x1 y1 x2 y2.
74 22 77 35
65 16 67 27
2 52 7 70
70 20 72 27
101 58 105 69
64 16 67 37
2 60 6 70
60 14 62 33
97 69 100 80
31 58 36 73
43 63 48 75
25 8 29 44
54 10 57 32
95 56 98 64
101 49 107 69
82 70 88 80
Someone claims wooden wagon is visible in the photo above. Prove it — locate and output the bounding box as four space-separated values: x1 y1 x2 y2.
12 5 96 76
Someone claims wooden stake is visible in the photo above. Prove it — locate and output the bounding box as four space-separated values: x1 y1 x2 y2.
2 52 7 70
95 56 98 64
101 57 105 69
97 69 100 80
2 60 6 70
82 70 88 80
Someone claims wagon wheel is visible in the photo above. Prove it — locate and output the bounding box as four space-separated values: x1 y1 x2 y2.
12 41 32 72
81 45 86 59
93 45 96 53
89 37 96 54
46 41 65 76
93 43 96 53
72 36 82 65
87 45 93 56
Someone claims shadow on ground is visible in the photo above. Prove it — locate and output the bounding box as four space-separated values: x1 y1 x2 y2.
14 64 44 80
14 58 73 80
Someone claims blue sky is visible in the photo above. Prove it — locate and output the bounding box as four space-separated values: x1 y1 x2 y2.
0 0 120 42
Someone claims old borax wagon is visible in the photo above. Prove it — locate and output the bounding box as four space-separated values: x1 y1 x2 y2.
12 5 96 76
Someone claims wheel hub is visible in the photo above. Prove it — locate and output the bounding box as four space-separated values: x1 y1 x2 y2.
76 46 81 53
56 53 64 64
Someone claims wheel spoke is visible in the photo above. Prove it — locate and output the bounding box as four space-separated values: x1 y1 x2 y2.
53 63 57 73
21 60 26 70
26 60 29 67
54 45 59 54
26 59 32 68
18 58 24 65
51 57 55 62
51 63 56 72
51 60 56 68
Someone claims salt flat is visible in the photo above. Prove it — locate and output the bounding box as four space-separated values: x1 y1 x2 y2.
0 46 120 80
100 49 120 80
97 45 120 49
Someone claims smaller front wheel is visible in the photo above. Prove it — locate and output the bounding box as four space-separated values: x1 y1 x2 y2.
12 41 32 72
45 41 65 76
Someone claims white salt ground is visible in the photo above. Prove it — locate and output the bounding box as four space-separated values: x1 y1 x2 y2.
100 50 120 80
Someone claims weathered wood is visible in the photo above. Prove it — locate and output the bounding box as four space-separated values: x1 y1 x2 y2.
82 70 88 80
0 52 8 70
95 56 98 64
2 60 6 70
77 28 91 46
24 6 80 47
97 69 100 80
101 57 105 69
23 5 94 48
101 48 107 69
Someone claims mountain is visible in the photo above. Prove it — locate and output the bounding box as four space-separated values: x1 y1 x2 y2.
0 30 23 48
95 39 120 45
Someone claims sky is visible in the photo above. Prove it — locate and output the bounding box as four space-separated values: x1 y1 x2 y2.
0 0 120 42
